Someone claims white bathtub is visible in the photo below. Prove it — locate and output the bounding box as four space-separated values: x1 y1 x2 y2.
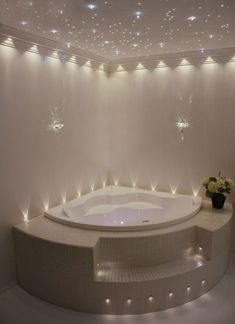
45 186 201 231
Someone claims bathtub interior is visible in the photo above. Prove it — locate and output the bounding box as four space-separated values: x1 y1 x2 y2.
45 186 201 231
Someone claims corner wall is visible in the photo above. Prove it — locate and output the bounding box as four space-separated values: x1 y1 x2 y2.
1 45 235 293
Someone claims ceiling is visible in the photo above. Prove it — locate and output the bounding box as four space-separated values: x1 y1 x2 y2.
0 0 235 60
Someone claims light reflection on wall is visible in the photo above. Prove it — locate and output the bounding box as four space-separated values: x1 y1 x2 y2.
112 175 120 186
42 196 50 212
102 179 107 188
192 187 200 197
22 209 29 222
61 192 67 204
170 185 178 195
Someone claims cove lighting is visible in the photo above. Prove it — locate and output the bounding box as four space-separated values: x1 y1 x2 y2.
2 37 14 47
29 45 39 53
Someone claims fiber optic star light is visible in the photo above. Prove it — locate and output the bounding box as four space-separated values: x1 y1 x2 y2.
87 3 96 10
176 116 189 140
187 16 197 22
0 0 234 59
135 11 143 19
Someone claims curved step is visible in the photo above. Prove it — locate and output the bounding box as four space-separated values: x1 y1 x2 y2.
95 254 206 282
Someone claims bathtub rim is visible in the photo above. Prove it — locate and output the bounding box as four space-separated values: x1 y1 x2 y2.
44 186 202 232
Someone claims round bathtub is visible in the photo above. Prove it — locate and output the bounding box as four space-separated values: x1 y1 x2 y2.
45 186 201 231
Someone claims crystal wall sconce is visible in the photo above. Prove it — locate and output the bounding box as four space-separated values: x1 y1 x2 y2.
176 116 189 140
48 106 64 135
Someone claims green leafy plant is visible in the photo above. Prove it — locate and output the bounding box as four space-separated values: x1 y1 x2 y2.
201 174 233 198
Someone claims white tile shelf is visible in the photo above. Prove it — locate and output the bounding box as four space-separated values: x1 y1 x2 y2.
14 200 233 315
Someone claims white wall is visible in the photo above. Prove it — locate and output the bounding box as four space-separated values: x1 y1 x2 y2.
0 45 109 292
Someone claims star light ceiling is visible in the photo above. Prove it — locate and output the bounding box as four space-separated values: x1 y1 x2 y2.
0 0 234 60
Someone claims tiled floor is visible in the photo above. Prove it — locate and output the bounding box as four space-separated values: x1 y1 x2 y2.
0 254 235 324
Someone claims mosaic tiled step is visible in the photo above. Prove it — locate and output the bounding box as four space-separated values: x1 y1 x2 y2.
95 254 206 282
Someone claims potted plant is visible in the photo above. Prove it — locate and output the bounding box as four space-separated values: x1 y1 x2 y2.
201 174 233 209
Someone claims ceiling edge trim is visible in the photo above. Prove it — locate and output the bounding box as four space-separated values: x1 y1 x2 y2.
0 24 235 72
109 47 235 72
0 24 110 71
